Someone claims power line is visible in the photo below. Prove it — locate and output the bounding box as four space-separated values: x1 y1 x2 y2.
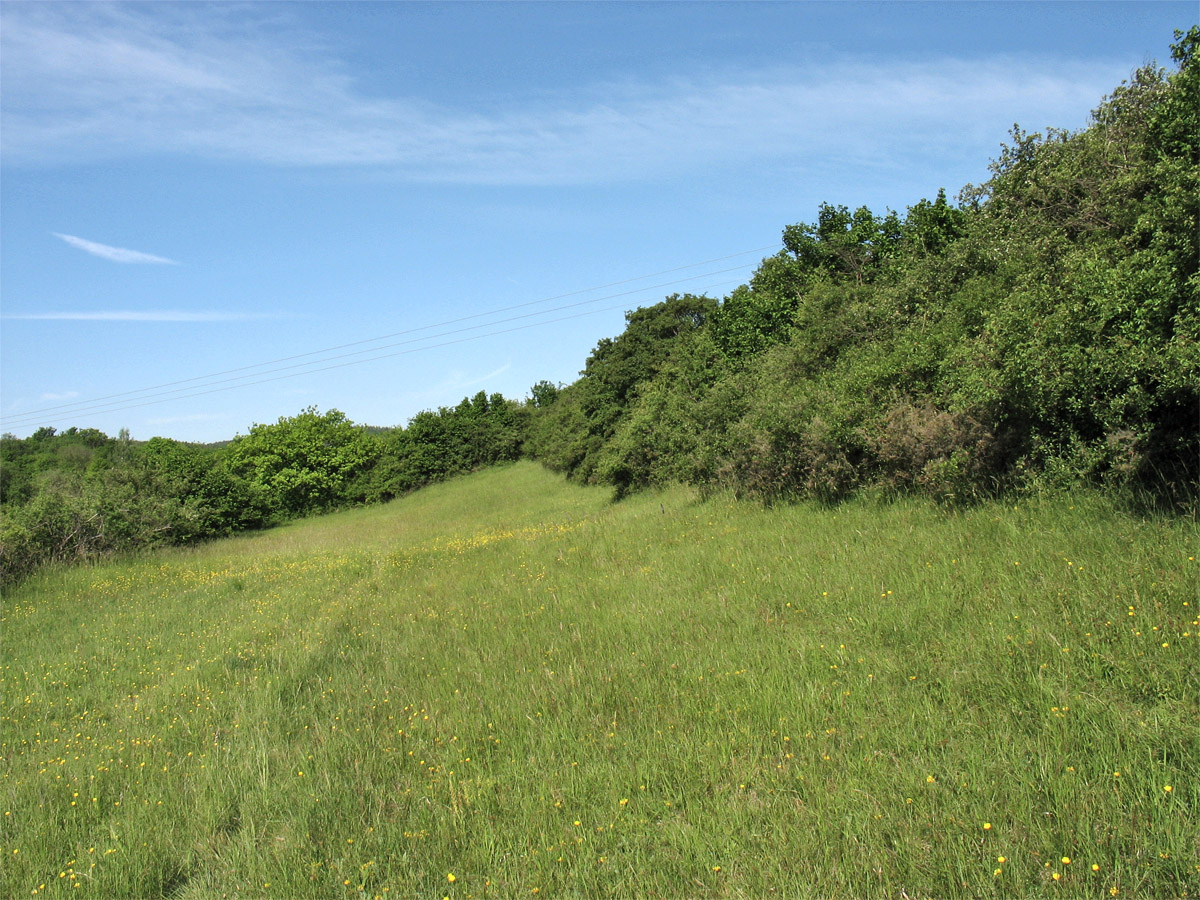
1 266 750 427
5 245 771 424
2 268 748 426
30 277 748 422
1 247 771 428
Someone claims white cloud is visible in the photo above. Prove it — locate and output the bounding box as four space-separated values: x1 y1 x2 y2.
53 232 177 264
0 4 1130 185
39 390 80 401
5 310 273 322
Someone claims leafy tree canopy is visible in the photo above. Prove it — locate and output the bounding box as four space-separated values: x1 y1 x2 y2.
226 407 376 518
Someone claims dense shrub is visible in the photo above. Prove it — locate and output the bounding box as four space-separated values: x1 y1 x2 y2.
527 295 716 483
867 399 996 501
1 392 532 586
528 28 1198 508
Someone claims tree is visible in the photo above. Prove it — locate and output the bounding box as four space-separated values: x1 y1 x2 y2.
528 380 561 408
527 294 717 482
226 407 376 517
901 189 966 257
142 437 271 533
782 203 902 286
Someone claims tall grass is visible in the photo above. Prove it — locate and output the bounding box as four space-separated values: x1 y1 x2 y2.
2 461 1196 898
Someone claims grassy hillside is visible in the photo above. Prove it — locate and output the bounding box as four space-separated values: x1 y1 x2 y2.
2 461 1196 898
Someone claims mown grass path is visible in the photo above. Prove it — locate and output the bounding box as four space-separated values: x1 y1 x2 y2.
3 462 1197 898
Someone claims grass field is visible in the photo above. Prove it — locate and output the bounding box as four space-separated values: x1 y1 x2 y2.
2 460 1197 899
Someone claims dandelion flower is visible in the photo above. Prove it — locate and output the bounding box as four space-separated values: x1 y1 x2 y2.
983 822 992 830
1063 857 1071 865
447 873 456 883
1164 785 1173 792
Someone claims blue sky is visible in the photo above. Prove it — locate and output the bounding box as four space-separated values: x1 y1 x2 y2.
1 1 1192 443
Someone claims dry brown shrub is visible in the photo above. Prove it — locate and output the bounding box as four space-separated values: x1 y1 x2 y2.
867 399 996 500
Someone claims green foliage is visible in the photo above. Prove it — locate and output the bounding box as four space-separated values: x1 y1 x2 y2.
226 407 376 518
2 392 532 585
524 381 595 477
596 329 741 496
527 379 562 408
899 188 967 258
0 459 200 586
362 392 530 500
782 202 903 285
0 429 223 585
527 294 717 481
710 202 919 363
535 29 1199 509
141 437 272 533
708 275 795 361
1 426 116 506
936 31 1198 497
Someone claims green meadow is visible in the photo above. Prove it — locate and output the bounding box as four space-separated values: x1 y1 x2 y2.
2 461 1197 899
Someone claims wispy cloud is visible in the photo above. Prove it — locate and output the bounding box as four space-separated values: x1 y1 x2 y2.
461 363 512 388
0 4 1130 185
40 390 80 402
5 310 275 322
53 232 177 264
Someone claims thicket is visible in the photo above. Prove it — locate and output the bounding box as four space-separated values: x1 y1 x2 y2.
525 293 716 482
0 393 527 585
531 28 1199 507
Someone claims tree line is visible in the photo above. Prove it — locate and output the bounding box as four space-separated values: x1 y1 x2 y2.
2 28 1195 585
529 29 1197 506
0 395 527 585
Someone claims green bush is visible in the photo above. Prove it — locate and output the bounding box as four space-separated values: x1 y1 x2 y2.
536 29 1198 509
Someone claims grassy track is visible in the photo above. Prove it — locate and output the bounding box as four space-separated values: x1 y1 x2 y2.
2 461 1197 898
